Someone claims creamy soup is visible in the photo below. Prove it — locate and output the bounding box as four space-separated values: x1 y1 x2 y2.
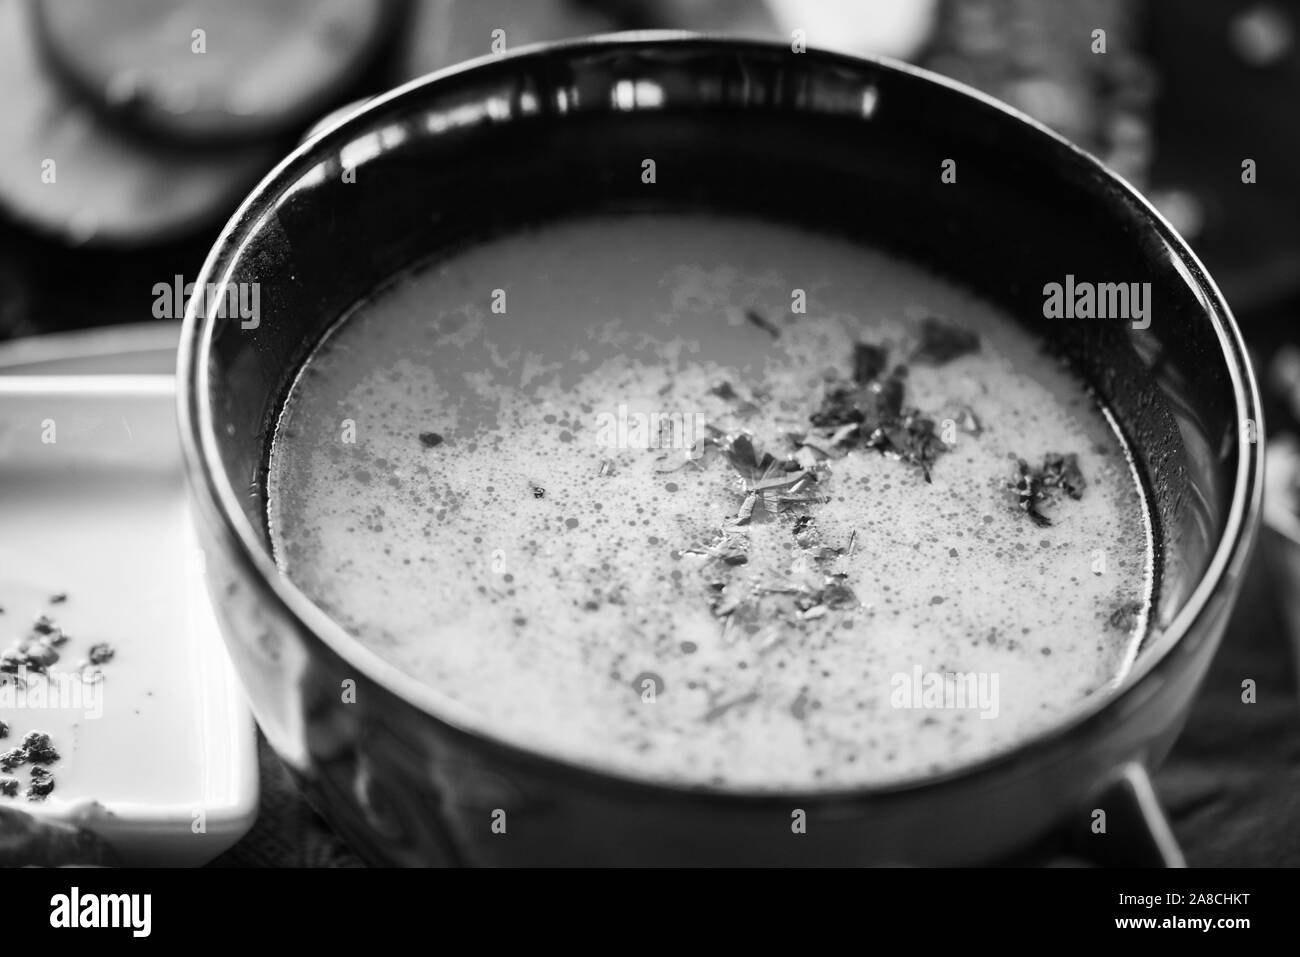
267 213 1154 790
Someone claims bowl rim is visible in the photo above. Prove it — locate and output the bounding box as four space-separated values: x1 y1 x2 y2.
177 31 1265 806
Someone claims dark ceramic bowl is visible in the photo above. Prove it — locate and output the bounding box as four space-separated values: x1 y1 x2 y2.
178 34 1263 866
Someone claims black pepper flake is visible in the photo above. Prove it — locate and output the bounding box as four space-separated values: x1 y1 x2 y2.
744 308 780 339
790 689 810 721
32 615 56 636
1011 453 1087 526
418 431 444 448
529 484 545 499
87 643 115 665
809 349 947 482
1040 453 1087 500
49 593 68 604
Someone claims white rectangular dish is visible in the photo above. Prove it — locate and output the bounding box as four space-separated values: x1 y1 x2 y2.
0 374 258 865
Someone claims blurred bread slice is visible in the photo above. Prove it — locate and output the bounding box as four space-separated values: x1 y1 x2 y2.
0 0 279 246
31 0 397 142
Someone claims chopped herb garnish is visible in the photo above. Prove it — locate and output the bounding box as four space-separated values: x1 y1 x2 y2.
792 574 859 619
791 515 816 547
418 431 444 448
0 719 7 739
0 749 25 772
875 411 946 482
686 338 962 653
810 375 904 430
743 308 780 339
683 528 751 569
0 777 17 798
808 345 949 481
27 766 54 800
32 615 56 636
911 316 980 365
49 593 68 604
22 732 59 764
718 433 823 524
1011 453 1087 526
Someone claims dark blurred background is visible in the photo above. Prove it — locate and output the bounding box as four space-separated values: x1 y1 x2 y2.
2 0 1296 866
